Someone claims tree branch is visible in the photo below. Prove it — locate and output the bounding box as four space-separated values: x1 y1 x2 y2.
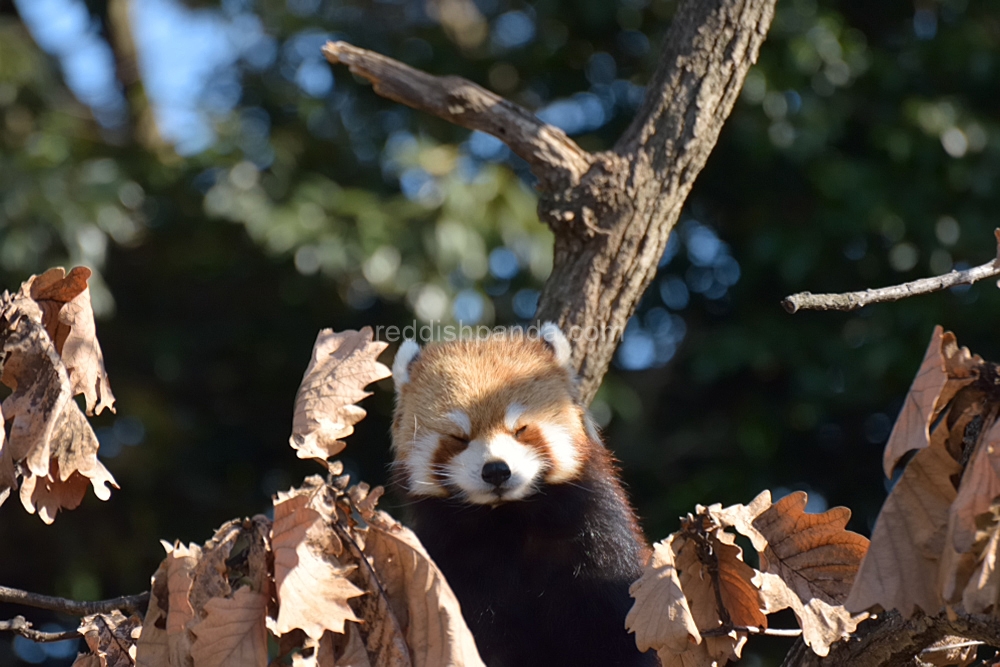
783 230 1000 313
0 585 149 616
0 616 80 643
321 41 592 192
781 610 1000 667
323 0 777 402
537 0 777 402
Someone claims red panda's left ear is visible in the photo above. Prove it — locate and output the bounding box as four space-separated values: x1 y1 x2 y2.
539 322 573 370
392 339 421 392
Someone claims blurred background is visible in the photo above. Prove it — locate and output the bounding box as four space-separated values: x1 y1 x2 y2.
0 0 996 663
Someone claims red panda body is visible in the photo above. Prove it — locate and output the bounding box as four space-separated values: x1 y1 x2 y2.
391 327 657 667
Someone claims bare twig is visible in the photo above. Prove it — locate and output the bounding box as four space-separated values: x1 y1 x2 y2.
782 229 1000 313
0 616 80 643
322 40 592 192
0 585 149 616
921 640 983 653
702 625 803 638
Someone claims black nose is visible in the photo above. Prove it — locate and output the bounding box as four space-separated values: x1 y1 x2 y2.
481 460 512 487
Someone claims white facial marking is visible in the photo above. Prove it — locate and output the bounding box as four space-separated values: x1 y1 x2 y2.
404 431 448 497
450 433 544 504
538 421 582 483
504 403 527 431
445 410 471 437
392 339 421 392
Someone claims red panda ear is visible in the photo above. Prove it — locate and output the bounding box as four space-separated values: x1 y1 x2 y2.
392 339 421 392
539 322 573 370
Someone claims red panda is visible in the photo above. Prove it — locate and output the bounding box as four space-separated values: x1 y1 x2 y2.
391 324 657 667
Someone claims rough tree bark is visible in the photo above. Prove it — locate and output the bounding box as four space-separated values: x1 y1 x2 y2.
325 0 776 404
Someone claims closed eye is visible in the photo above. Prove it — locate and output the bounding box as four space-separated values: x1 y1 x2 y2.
447 435 469 445
514 425 527 439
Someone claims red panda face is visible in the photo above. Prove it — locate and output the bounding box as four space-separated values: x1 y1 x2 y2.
391 326 596 505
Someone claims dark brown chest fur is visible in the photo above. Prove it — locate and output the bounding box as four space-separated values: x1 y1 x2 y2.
404 461 658 667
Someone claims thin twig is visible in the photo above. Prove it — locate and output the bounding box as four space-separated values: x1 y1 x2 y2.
0 616 80 643
702 625 803 638
322 40 592 191
921 640 983 653
0 585 149 616
782 229 1000 313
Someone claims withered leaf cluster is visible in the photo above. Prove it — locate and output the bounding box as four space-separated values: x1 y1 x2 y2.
845 326 1000 618
0 267 117 523
71 328 484 667
627 490 868 666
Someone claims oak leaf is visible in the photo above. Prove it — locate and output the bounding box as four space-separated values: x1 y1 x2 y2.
190 587 268 667
364 510 486 667
627 533 700 659
753 491 868 604
25 266 115 415
271 486 364 640
289 328 390 462
846 445 961 617
0 274 117 522
671 533 758 666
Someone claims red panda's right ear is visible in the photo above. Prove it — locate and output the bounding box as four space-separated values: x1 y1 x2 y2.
392 339 421 392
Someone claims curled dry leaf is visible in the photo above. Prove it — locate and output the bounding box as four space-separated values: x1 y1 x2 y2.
289 328 391 463
846 445 961 617
25 267 115 416
78 609 142 667
672 531 759 666
882 326 979 478
364 510 486 667
271 485 364 640
136 519 271 667
0 268 117 522
626 534 700 659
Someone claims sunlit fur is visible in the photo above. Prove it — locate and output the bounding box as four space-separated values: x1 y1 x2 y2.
391 330 657 667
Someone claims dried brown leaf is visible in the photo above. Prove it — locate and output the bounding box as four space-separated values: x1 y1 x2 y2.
748 491 868 655
961 503 1000 613
753 491 869 604
707 490 772 552
289 328 390 462
134 559 169 667
673 534 752 665
190 587 268 667
627 533 700 658
72 655 103 667
883 326 950 478
846 445 961 617
78 610 141 667
0 285 116 521
365 510 486 667
756 571 862 657
26 266 115 415
271 487 363 639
